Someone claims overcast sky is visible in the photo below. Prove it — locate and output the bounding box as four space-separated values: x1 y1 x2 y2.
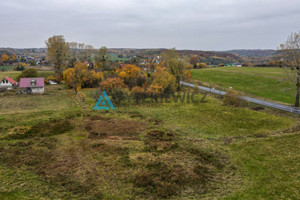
0 0 300 50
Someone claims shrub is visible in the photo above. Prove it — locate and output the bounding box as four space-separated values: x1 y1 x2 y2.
45 75 56 84
146 84 163 102
111 88 129 106
117 64 144 88
184 70 192 79
17 68 38 81
223 89 247 107
19 62 28 68
100 77 126 93
186 64 193 69
0 88 7 93
197 62 208 68
89 89 102 102
83 70 104 88
131 86 146 104
29 60 37 66
15 66 25 71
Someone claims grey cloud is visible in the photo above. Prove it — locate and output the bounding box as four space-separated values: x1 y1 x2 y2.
0 0 299 50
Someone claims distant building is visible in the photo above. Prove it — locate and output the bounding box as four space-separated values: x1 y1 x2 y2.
233 63 242 67
19 77 44 94
0 76 16 90
224 63 242 67
48 80 58 85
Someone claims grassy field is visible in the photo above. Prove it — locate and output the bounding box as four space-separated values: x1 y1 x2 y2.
191 67 296 105
0 70 54 81
0 80 299 199
0 65 15 71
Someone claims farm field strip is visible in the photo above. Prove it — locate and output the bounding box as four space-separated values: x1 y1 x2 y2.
191 67 296 105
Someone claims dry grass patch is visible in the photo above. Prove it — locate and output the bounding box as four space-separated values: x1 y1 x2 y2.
85 116 146 140
0 115 234 199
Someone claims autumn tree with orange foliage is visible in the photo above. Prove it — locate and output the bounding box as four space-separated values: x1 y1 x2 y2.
10 55 16 61
184 70 192 79
100 77 126 93
152 69 176 95
117 64 141 79
63 62 88 93
63 62 103 94
189 56 199 68
117 64 146 88
146 84 164 102
83 70 104 88
196 62 208 68
131 86 146 104
1 54 9 62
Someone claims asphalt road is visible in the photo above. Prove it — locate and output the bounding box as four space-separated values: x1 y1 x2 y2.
181 81 300 115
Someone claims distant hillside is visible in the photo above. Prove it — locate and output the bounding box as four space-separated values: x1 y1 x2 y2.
224 49 277 58
109 48 245 65
0 47 245 65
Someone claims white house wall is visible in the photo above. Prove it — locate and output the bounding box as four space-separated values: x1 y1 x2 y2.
0 82 14 89
31 87 44 94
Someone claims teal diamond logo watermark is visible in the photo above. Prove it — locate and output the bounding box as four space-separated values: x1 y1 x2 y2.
93 91 115 110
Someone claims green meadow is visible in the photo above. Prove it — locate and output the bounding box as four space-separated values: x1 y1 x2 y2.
191 67 296 105
0 80 299 199
0 70 54 81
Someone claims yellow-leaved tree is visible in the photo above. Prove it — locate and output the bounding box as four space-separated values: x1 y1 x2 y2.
1 54 9 62
116 64 144 88
152 69 176 95
117 64 141 79
63 62 88 94
83 70 104 88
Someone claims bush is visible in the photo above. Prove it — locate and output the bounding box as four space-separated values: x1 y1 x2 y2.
197 62 208 68
83 70 104 88
17 68 38 81
100 77 126 93
0 88 7 93
223 89 247 107
117 64 145 89
89 89 102 102
76 92 86 102
45 75 56 84
29 60 37 66
184 70 192 79
111 88 129 106
15 66 25 71
146 84 163 102
131 86 146 104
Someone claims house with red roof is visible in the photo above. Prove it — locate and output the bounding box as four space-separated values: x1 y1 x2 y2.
0 76 16 90
19 77 44 94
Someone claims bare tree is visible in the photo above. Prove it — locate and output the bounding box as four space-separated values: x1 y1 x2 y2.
279 31 300 107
